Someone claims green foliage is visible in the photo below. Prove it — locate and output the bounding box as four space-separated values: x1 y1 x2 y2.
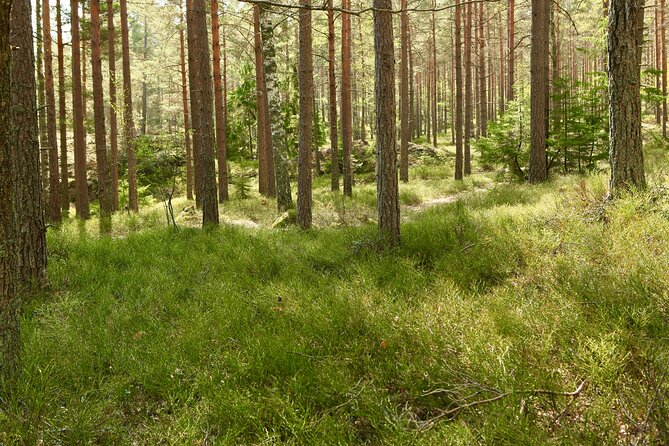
475 96 530 179
549 73 609 173
133 135 184 196
226 63 257 160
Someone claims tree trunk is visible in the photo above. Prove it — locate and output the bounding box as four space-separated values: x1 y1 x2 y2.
253 4 275 197
507 0 515 102
479 2 487 137
120 0 138 211
107 0 119 211
656 0 661 124
498 9 505 114
42 0 61 222
90 0 112 230
529 0 549 183
608 0 646 193
56 0 69 213
464 1 472 175
455 0 464 180
662 0 666 136
36 0 50 201
341 0 353 196
358 14 367 142
189 0 219 225
409 24 415 141
0 0 17 383
70 0 90 218
400 0 409 182
179 4 193 200
431 7 437 146
327 0 340 191
260 5 293 211
211 0 228 202
11 0 48 285
374 0 399 246
297 0 313 229
141 18 148 135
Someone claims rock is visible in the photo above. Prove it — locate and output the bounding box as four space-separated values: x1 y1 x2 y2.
270 210 297 229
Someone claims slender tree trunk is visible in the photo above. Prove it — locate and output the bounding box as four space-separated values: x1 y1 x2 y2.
211 0 228 202
0 0 17 382
56 0 69 213
409 25 415 141
498 9 505 114
479 2 487 137
141 18 148 135
431 6 438 146
464 1 472 175
426 64 431 140
656 0 661 124
341 0 353 196
529 0 550 182
374 0 399 246
253 4 275 197
450 28 455 144
327 0 340 191
179 5 193 200
260 5 293 211
190 0 219 225
662 0 667 136
120 0 138 211
297 0 313 229
107 0 119 211
42 0 61 222
36 0 50 201
358 13 367 142
608 0 646 193
400 0 409 182
508 0 515 102
90 0 112 229
71 0 90 218
455 0 464 180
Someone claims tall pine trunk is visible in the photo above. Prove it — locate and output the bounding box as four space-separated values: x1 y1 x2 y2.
479 2 487 137
42 0 61 222
179 4 193 200
455 1 464 180
36 0 49 198
327 0 340 191
56 0 69 212
90 0 112 229
211 0 228 202
399 0 409 182
11 0 47 286
529 0 549 182
260 5 293 211
120 0 138 211
297 0 313 229
508 0 515 102
608 0 646 193
464 2 472 175
107 0 119 211
374 0 399 246
341 0 353 196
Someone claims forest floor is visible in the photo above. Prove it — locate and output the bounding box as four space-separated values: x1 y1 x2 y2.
2 140 669 445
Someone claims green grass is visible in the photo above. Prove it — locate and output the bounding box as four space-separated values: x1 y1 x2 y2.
2 152 669 444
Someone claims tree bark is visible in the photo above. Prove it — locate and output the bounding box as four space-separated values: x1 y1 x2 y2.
179 5 193 200
507 0 515 102
190 0 219 225
327 0 340 191
431 6 437 147
36 0 50 202
42 0 61 222
11 0 47 286
120 0 138 211
455 0 464 180
211 0 228 202
260 5 293 211
374 0 399 246
479 2 487 137
498 8 505 114
608 0 646 193
71 0 90 218
56 0 69 213
0 0 18 383
341 0 353 196
141 18 148 135
297 0 313 229
253 4 275 197
529 0 550 183
662 0 666 136
400 0 409 182
90 0 112 229
464 1 472 175
107 0 119 211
